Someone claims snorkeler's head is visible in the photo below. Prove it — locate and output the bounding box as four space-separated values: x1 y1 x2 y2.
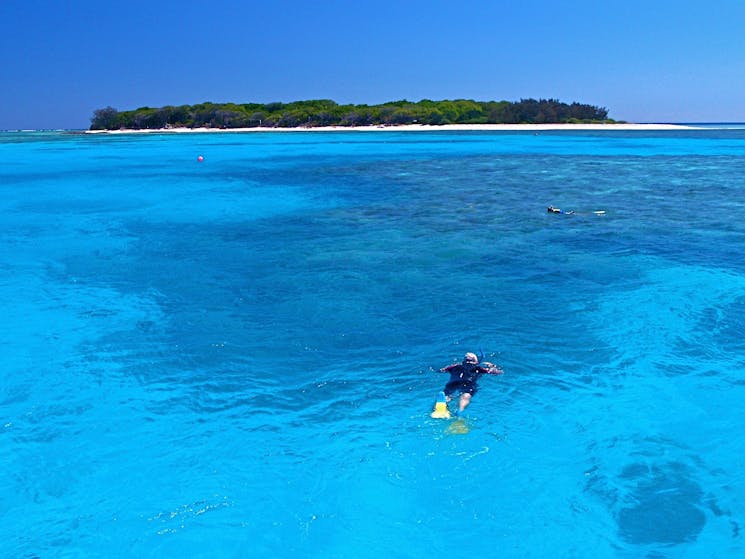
463 352 479 364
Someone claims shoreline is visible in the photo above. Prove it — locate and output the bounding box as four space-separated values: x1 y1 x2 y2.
85 123 698 134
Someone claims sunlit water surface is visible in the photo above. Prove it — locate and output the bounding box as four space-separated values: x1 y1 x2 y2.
2 129 744 558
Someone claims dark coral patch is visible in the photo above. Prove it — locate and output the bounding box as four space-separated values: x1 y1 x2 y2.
616 462 705 545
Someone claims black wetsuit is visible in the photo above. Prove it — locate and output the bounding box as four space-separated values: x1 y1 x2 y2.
442 363 491 396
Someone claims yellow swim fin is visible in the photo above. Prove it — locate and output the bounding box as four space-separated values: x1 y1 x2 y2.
430 391 451 419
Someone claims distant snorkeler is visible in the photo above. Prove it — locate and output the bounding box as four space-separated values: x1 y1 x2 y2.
547 205 606 216
547 205 574 215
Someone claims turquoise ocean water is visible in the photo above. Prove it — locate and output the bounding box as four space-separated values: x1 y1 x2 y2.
2 128 744 558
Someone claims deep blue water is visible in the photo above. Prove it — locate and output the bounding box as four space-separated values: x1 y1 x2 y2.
2 129 744 558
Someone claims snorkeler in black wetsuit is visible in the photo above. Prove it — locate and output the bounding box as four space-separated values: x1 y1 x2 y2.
548 205 606 216
547 205 574 214
439 352 503 414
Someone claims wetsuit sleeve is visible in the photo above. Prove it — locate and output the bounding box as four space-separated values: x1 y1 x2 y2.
440 364 458 372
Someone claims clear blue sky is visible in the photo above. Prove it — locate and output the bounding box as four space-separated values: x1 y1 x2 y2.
2 0 744 129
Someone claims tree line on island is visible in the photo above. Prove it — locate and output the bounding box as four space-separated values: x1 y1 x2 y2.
90 98 613 130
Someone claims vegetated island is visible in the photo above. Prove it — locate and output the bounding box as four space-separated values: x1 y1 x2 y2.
89 98 616 131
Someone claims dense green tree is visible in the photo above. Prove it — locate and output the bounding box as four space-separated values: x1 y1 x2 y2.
340 111 371 126
263 102 284 112
388 109 416 125
248 111 267 126
310 111 339 126
90 106 120 130
424 109 446 125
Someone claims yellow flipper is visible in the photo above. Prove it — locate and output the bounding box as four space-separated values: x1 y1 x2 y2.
431 401 451 419
430 391 451 419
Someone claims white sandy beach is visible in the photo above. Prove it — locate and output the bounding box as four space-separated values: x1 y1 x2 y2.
87 123 697 134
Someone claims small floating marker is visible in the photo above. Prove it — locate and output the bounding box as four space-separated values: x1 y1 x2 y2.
197 155 204 162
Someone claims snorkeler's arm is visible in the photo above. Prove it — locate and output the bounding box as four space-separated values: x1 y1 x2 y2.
481 362 504 374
